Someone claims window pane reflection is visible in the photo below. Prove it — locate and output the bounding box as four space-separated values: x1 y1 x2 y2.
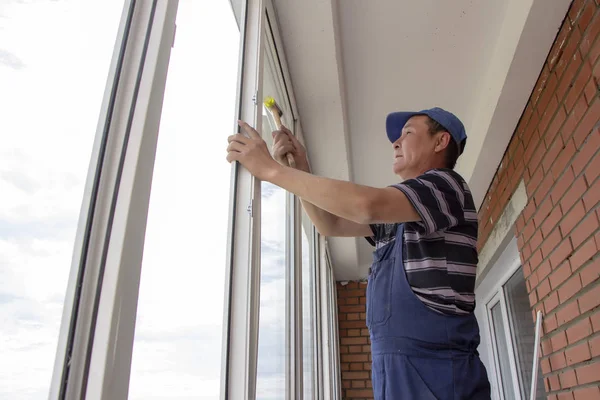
128 1 240 398
0 1 122 398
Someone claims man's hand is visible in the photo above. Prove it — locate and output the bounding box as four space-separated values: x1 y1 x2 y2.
227 121 281 181
271 125 309 172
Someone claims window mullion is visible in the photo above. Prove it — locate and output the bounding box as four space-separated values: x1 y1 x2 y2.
49 1 178 399
219 0 265 398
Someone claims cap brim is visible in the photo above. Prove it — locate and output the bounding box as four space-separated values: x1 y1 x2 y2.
386 111 419 143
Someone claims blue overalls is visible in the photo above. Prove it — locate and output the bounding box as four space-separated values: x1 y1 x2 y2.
367 224 491 399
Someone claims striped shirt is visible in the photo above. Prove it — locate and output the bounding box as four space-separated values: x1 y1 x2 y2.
366 168 478 315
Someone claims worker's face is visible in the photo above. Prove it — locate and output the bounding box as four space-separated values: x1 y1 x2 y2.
392 115 445 179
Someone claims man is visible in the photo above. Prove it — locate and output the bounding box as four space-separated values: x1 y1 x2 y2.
226 107 491 399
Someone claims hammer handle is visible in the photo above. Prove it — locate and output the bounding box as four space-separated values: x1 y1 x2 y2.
271 109 296 168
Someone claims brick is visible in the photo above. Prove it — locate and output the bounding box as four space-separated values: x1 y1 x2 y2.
341 337 368 346
567 317 593 344
567 0 584 25
342 354 369 363
560 176 589 214
571 211 599 248
573 386 600 400
549 373 561 391
546 291 561 313
349 345 362 353
364 362 372 370
538 260 553 281
531 230 544 253
581 258 600 287
566 341 592 365
341 363 350 372
340 305 366 314
576 0 596 32
362 344 370 352
345 297 359 305
563 97 588 142
534 198 555 229
549 350 568 370
340 289 364 298
572 128 600 175
590 334 600 357
342 371 370 380
543 136 565 176
556 28 582 81
584 146 600 185
347 313 360 321
580 10 600 56
534 172 555 205
351 380 365 388
551 260 573 290
542 208 563 238
546 107 568 149
545 313 559 334
560 201 587 236
590 26 600 65
571 238 598 273
552 330 569 351
593 311 600 332
559 274 583 303
542 357 552 374
573 100 600 148
349 362 363 371
345 388 373 398
559 369 578 389
558 390 575 400
576 361 600 384
549 22 573 71
557 300 582 326
532 65 551 107
565 61 593 112
340 321 367 329
542 229 563 259
540 94 560 136
553 167 577 204
579 283 600 314
530 289 538 306
559 51 584 103
538 278 552 299
551 238 575 269
583 182 600 211
583 77 598 105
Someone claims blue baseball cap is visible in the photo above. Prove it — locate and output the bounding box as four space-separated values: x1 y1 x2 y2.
386 107 467 154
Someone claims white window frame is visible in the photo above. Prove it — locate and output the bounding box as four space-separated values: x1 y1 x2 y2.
49 0 341 397
49 1 178 399
479 237 537 400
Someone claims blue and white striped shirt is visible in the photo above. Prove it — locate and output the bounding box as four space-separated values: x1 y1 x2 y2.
367 168 479 315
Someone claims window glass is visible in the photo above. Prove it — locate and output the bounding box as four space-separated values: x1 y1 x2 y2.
254 12 297 397
302 217 316 399
504 269 545 400
127 1 240 398
490 302 516 400
0 1 122 398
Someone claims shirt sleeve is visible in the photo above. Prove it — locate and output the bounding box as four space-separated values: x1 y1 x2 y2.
392 170 466 235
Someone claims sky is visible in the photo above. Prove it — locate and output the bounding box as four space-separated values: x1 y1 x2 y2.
0 0 313 399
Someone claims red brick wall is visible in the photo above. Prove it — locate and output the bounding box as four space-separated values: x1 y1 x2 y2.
337 281 373 399
477 0 600 398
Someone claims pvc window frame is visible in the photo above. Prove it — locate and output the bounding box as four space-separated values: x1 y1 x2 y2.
483 259 528 400
48 1 179 399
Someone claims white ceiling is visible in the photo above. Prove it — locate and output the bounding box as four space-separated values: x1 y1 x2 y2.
230 0 572 280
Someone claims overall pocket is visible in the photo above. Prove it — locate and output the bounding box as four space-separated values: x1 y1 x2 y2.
366 257 395 328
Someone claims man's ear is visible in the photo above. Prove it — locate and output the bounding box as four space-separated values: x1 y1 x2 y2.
434 131 452 153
